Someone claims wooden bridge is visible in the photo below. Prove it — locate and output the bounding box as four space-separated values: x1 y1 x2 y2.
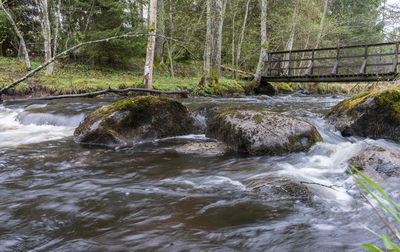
262 41 400 82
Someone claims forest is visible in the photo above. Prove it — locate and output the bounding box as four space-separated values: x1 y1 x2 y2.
0 0 399 96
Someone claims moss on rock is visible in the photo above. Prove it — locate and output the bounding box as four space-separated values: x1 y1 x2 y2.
74 96 194 147
327 88 400 141
206 109 322 155
279 83 295 93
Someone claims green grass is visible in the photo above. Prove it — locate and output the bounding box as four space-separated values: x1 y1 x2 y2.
0 56 248 96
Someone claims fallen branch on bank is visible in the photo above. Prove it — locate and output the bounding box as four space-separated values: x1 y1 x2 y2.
4 87 189 102
221 65 255 78
0 32 188 96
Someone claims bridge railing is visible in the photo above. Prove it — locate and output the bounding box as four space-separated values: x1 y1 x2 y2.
264 41 400 82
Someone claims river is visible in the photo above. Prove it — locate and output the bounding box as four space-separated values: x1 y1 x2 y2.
0 95 399 251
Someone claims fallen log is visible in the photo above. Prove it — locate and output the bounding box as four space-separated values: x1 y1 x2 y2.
221 65 255 78
4 87 189 102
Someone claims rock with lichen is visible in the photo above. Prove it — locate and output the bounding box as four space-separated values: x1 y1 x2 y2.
327 89 400 141
74 96 193 147
349 146 400 180
247 177 314 203
175 141 230 155
205 109 323 155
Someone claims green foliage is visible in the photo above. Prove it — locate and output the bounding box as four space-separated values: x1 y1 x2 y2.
349 165 400 251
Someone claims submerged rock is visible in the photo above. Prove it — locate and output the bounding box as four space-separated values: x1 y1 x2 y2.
247 178 314 203
206 109 322 155
74 96 193 146
327 89 400 142
349 146 400 179
175 141 230 155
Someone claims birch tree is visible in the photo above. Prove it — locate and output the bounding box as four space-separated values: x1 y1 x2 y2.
34 0 53 75
203 0 213 83
143 0 157 90
314 0 329 49
168 0 175 78
212 0 225 78
0 1 31 70
155 0 164 63
255 0 268 86
236 0 251 79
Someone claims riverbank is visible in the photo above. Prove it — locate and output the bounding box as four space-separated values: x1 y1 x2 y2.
1 56 399 98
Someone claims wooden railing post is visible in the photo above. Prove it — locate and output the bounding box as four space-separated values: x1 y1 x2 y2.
267 53 272 76
306 49 314 76
360 45 368 74
331 46 340 75
391 42 399 73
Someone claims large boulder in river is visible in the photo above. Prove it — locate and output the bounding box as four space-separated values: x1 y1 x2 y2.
205 110 323 155
74 96 193 146
327 89 400 141
349 146 400 179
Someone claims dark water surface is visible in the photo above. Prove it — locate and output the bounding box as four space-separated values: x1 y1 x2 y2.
0 95 399 251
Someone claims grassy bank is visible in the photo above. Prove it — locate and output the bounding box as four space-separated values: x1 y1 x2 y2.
1 56 399 97
0 57 247 97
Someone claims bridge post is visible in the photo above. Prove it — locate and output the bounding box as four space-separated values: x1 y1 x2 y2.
359 45 368 74
391 42 399 73
305 49 314 76
331 46 340 75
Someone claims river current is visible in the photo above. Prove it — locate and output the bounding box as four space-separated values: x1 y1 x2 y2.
0 95 399 251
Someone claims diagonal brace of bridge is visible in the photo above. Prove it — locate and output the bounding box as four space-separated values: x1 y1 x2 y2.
262 41 400 82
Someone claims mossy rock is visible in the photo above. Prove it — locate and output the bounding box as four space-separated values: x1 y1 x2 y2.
279 83 295 94
74 96 194 147
327 88 400 141
205 109 323 155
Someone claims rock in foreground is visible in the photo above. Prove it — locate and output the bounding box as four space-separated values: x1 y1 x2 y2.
74 96 193 146
349 146 400 179
206 110 322 155
327 89 400 141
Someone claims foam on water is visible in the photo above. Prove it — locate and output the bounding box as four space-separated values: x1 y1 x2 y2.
0 105 75 148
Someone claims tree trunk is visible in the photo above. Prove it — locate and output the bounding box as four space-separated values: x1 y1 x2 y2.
211 0 224 81
0 2 31 70
52 0 62 70
203 0 213 84
236 0 251 79
155 0 164 63
143 0 157 90
283 0 299 73
314 0 329 49
231 4 236 79
255 0 268 86
168 0 175 79
285 0 299 52
35 0 53 75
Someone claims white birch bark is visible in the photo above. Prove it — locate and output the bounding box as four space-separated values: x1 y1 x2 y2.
155 0 164 63
236 0 251 79
255 0 268 86
204 0 213 82
35 0 53 75
168 0 175 79
212 0 224 79
52 0 62 73
314 0 329 49
283 0 299 73
0 1 31 70
143 0 157 90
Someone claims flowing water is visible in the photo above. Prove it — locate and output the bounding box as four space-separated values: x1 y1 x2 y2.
0 95 399 251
